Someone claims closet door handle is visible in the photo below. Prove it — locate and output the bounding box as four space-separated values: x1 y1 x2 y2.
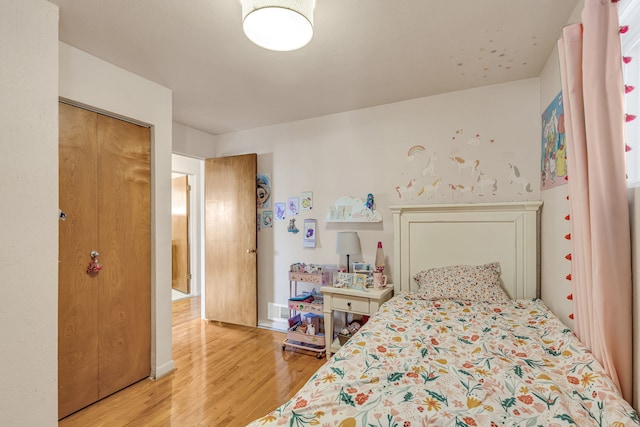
246 248 257 254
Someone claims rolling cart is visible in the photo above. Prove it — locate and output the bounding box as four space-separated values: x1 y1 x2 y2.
282 271 327 359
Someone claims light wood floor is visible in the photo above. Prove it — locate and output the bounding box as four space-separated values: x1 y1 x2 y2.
59 297 326 426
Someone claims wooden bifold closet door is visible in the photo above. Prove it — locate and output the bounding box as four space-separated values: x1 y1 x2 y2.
58 102 151 419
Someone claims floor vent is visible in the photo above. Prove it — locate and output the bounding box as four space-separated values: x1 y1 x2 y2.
267 302 290 321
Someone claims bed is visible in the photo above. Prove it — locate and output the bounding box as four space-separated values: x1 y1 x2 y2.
247 202 640 426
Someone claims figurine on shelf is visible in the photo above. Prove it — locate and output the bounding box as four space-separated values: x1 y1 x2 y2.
366 193 375 210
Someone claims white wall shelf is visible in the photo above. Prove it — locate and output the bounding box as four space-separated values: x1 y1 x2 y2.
325 196 382 223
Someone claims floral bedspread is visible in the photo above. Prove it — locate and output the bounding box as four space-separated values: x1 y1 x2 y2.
247 293 640 427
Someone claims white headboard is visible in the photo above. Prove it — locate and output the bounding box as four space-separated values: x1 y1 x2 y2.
390 202 542 299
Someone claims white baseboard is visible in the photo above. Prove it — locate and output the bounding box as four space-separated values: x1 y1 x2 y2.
151 360 176 380
258 318 288 332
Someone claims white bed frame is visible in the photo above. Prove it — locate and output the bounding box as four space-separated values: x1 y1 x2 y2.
391 202 542 299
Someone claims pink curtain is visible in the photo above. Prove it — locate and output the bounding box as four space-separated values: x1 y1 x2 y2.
557 0 632 401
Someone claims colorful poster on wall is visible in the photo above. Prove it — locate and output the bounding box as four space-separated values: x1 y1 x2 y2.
541 92 567 190
303 219 316 248
301 191 313 210
287 197 299 216
274 202 286 220
262 210 273 228
256 173 271 208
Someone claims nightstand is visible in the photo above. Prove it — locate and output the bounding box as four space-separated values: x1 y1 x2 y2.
320 286 393 357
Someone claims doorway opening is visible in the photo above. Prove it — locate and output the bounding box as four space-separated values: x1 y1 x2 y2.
171 154 204 316
172 172 191 301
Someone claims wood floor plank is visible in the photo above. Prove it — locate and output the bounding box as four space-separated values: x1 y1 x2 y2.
59 297 326 426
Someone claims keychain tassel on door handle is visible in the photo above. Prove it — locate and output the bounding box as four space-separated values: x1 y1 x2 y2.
87 250 103 274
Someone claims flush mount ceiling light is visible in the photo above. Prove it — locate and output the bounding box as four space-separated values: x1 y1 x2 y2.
241 0 315 51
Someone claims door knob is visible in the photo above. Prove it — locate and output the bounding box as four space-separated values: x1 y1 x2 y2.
246 248 257 254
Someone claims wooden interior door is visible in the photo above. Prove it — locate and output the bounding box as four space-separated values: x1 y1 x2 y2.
172 175 190 294
96 113 151 398
58 102 151 419
204 154 257 327
58 102 100 418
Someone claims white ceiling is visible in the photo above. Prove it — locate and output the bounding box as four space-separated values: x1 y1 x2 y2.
49 0 580 136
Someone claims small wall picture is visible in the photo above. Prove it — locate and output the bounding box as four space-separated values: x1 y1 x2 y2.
262 210 273 228
303 218 316 248
301 191 313 210
275 202 286 220
287 197 299 216
256 173 272 209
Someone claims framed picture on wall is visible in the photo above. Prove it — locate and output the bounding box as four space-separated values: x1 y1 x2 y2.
275 202 286 220
303 219 316 248
301 191 313 210
262 210 273 228
287 197 299 216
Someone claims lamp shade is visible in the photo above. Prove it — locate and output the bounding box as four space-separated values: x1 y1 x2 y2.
336 232 361 256
241 0 315 51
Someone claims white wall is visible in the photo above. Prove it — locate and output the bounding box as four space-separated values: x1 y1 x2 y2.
172 124 216 317
538 44 574 328
215 79 541 327
0 0 59 425
173 122 217 159
59 43 175 378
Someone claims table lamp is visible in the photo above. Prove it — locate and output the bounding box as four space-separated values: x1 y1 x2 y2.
336 231 361 273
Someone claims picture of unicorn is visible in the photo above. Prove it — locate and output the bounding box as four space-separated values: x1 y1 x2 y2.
476 171 498 196
421 152 437 177
395 178 416 200
448 183 473 198
450 155 480 176
508 163 533 193
422 178 441 198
